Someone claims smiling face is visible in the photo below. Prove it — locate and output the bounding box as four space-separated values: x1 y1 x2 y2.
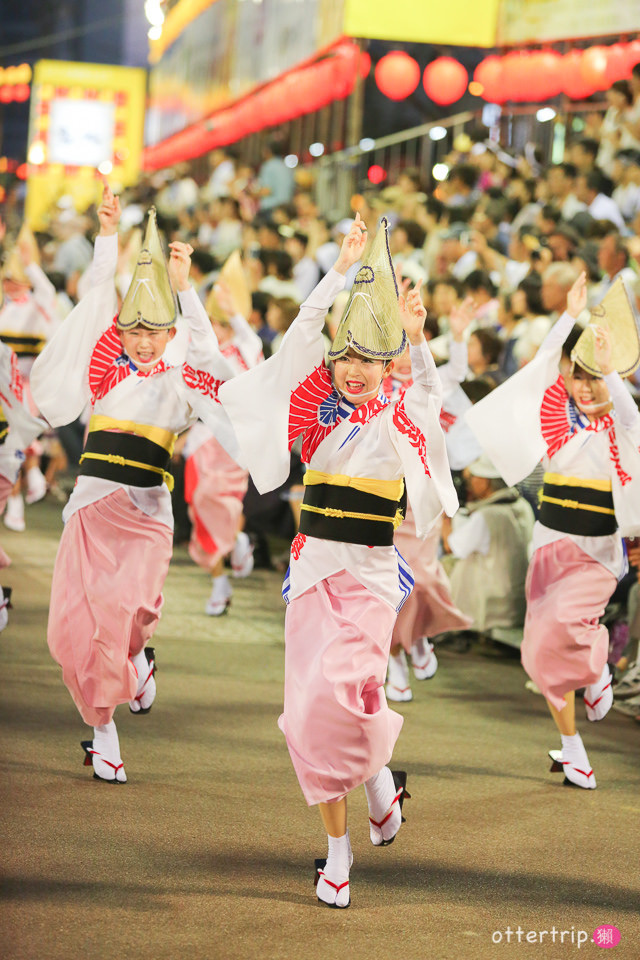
119 324 176 370
332 348 390 405
570 366 612 420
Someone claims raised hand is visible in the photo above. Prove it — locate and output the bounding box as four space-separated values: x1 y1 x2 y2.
567 271 587 319
214 278 238 318
97 178 121 236
592 324 614 376
449 295 476 342
168 241 193 293
333 212 367 275
399 278 427 345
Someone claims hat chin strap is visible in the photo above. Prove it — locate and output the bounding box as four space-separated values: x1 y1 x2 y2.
340 384 380 402
576 399 611 413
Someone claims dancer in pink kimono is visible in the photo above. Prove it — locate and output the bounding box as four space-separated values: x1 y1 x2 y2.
183 272 263 614
467 273 640 789
384 301 474 701
31 183 235 783
0 340 45 624
221 215 458 907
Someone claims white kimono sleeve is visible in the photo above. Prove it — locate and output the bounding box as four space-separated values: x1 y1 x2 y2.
219 268 346 493
173 287 241 461
30 235 118 427
390 340 459 535
464 312 575 485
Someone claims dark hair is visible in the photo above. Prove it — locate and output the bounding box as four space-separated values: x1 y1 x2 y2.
424 195 446 220
575 138 599 160
395 219 426 249
585 168 614 198
448 164 478 190
190 249 217 275
633 63 640 80
290 231 309 249
423 314 440 339
470 329 503 366
540 204 562 225
251 290 270 322
464 269 497 297
517 274 544 315
550 162 578 180
561 324 583 361
274 250 294 280
267 139 286 157
460 378 495 403
611 80 633 105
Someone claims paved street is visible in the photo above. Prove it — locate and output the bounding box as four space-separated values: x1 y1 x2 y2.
1 499 639 960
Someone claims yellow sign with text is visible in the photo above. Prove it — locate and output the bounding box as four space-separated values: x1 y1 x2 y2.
343 0 499 48
26 60 146 229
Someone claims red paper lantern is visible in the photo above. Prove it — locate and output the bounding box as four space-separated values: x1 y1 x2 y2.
13 83 30 103
423 57 468 106
625 39 640 73
580 46 610 91
374 52 420 101
474 56 506 103
359 51 372 79
0 85 12 103
501 51 533 102
531 50 564 100
605 43 631 83
561 50 596 100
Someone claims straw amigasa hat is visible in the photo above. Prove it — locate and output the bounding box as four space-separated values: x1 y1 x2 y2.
1 222 40 286
328 218 406 361
116 207 176 331
205 250 252 327
571 277 640 378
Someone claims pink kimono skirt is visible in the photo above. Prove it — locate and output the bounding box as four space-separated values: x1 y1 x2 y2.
0 473 14 569
185 437 248 572
279 569 403 805
47 488 173 726
392 509 471 652
521 538 617 711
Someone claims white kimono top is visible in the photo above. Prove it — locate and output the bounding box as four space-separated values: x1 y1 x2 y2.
0 263 58 379
220 268 458 611
30 235 236 529
184 311 263 461
0 343 45 483
466 310 640 578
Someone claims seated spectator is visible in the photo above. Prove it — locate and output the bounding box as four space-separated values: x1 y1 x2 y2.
510 274 552 367
612 149 640 223
541 262 580 320
443 454 535 633
567 137 599 174
283 230 319 300
265 297 300 353
463 269 499 328
258 250 301 301
575 168 626 232
467 328 503 382
591 232 638 305
597 81 635 175
545 162 587 221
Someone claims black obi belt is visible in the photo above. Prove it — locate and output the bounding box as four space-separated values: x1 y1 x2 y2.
539 472 616 537
299 477 406 547
79 430 172 489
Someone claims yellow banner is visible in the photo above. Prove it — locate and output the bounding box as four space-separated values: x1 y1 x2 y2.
343 0 499 48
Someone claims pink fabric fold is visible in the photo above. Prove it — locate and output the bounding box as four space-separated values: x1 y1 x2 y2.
279 569 403 805
0 474 14 569
185 437 248 571
47 488 172 726
393 510 471 651
521 538 616 711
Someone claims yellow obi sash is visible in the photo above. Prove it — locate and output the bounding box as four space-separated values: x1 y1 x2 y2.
540 471 616 536
300 471 405 545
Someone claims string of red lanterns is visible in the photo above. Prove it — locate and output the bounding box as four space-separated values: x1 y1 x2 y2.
374 40 640 106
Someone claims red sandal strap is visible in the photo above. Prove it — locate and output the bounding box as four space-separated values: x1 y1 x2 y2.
368 787 403 829
317 871 349 893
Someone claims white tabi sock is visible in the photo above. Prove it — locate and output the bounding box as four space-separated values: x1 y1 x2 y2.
205 574 232 616
92 721 127 782
365 766 402 845
560 732 595 789
316 831 352 908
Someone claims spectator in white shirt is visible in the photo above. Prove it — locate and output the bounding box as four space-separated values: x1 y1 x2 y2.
575 169 627 233
283 230 320 301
